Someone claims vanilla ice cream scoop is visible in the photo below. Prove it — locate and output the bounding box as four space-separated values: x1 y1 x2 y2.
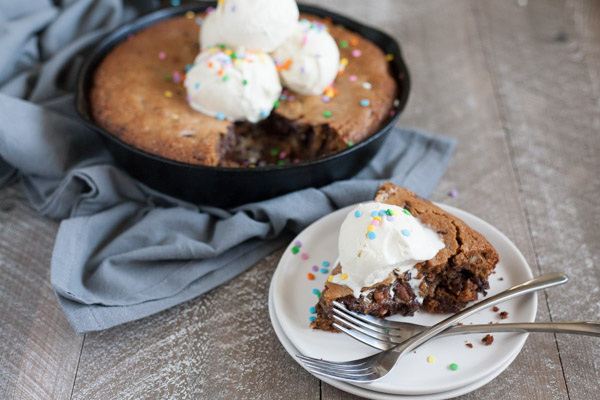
184 47 282 122
332 202 445 297
271 19 340 95
200 0 299 52
199 9 222 49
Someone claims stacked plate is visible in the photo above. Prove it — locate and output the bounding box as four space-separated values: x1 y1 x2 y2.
268 204 536 399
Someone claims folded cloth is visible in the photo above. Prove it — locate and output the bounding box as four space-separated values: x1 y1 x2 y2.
0 1 456 333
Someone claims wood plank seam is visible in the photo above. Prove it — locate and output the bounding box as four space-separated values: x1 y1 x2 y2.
553 331 573 400
69 335 86 400
469 0 600 398
546 2 600 399
468 0 571 396
467 0 550 283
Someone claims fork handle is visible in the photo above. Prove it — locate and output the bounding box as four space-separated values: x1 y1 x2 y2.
390 273 568 358
441 321 600 337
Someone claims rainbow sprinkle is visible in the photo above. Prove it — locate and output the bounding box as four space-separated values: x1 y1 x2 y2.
276 59 292 71
324 86 337 98
362 207 411 241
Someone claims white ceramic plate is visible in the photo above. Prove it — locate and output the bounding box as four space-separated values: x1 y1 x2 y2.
271 203 536 395
268 277 522 400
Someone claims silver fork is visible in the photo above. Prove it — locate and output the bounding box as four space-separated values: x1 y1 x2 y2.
332 304 600 350
297 272 568 383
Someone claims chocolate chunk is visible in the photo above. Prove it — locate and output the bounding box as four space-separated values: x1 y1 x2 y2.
482 334 494 346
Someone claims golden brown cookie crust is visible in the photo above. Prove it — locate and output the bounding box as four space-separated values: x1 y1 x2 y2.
90 13 397 166
374 183 499 313
91 16 231 166
311 183 499 331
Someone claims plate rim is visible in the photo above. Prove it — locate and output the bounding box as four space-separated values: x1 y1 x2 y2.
271 201 536 395
268 272 525 400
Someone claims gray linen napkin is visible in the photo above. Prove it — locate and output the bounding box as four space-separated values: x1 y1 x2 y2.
0 0 456 333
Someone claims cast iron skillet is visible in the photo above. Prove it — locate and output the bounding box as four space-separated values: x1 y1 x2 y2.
76 2 410 208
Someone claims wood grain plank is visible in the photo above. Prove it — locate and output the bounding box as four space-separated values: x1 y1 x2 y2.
0 184 83 400
302 1 569 399
472 0 600 398
569 0 600 113
71 249 320 399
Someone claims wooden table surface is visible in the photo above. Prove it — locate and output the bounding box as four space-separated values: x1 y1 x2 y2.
1 0 599 399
